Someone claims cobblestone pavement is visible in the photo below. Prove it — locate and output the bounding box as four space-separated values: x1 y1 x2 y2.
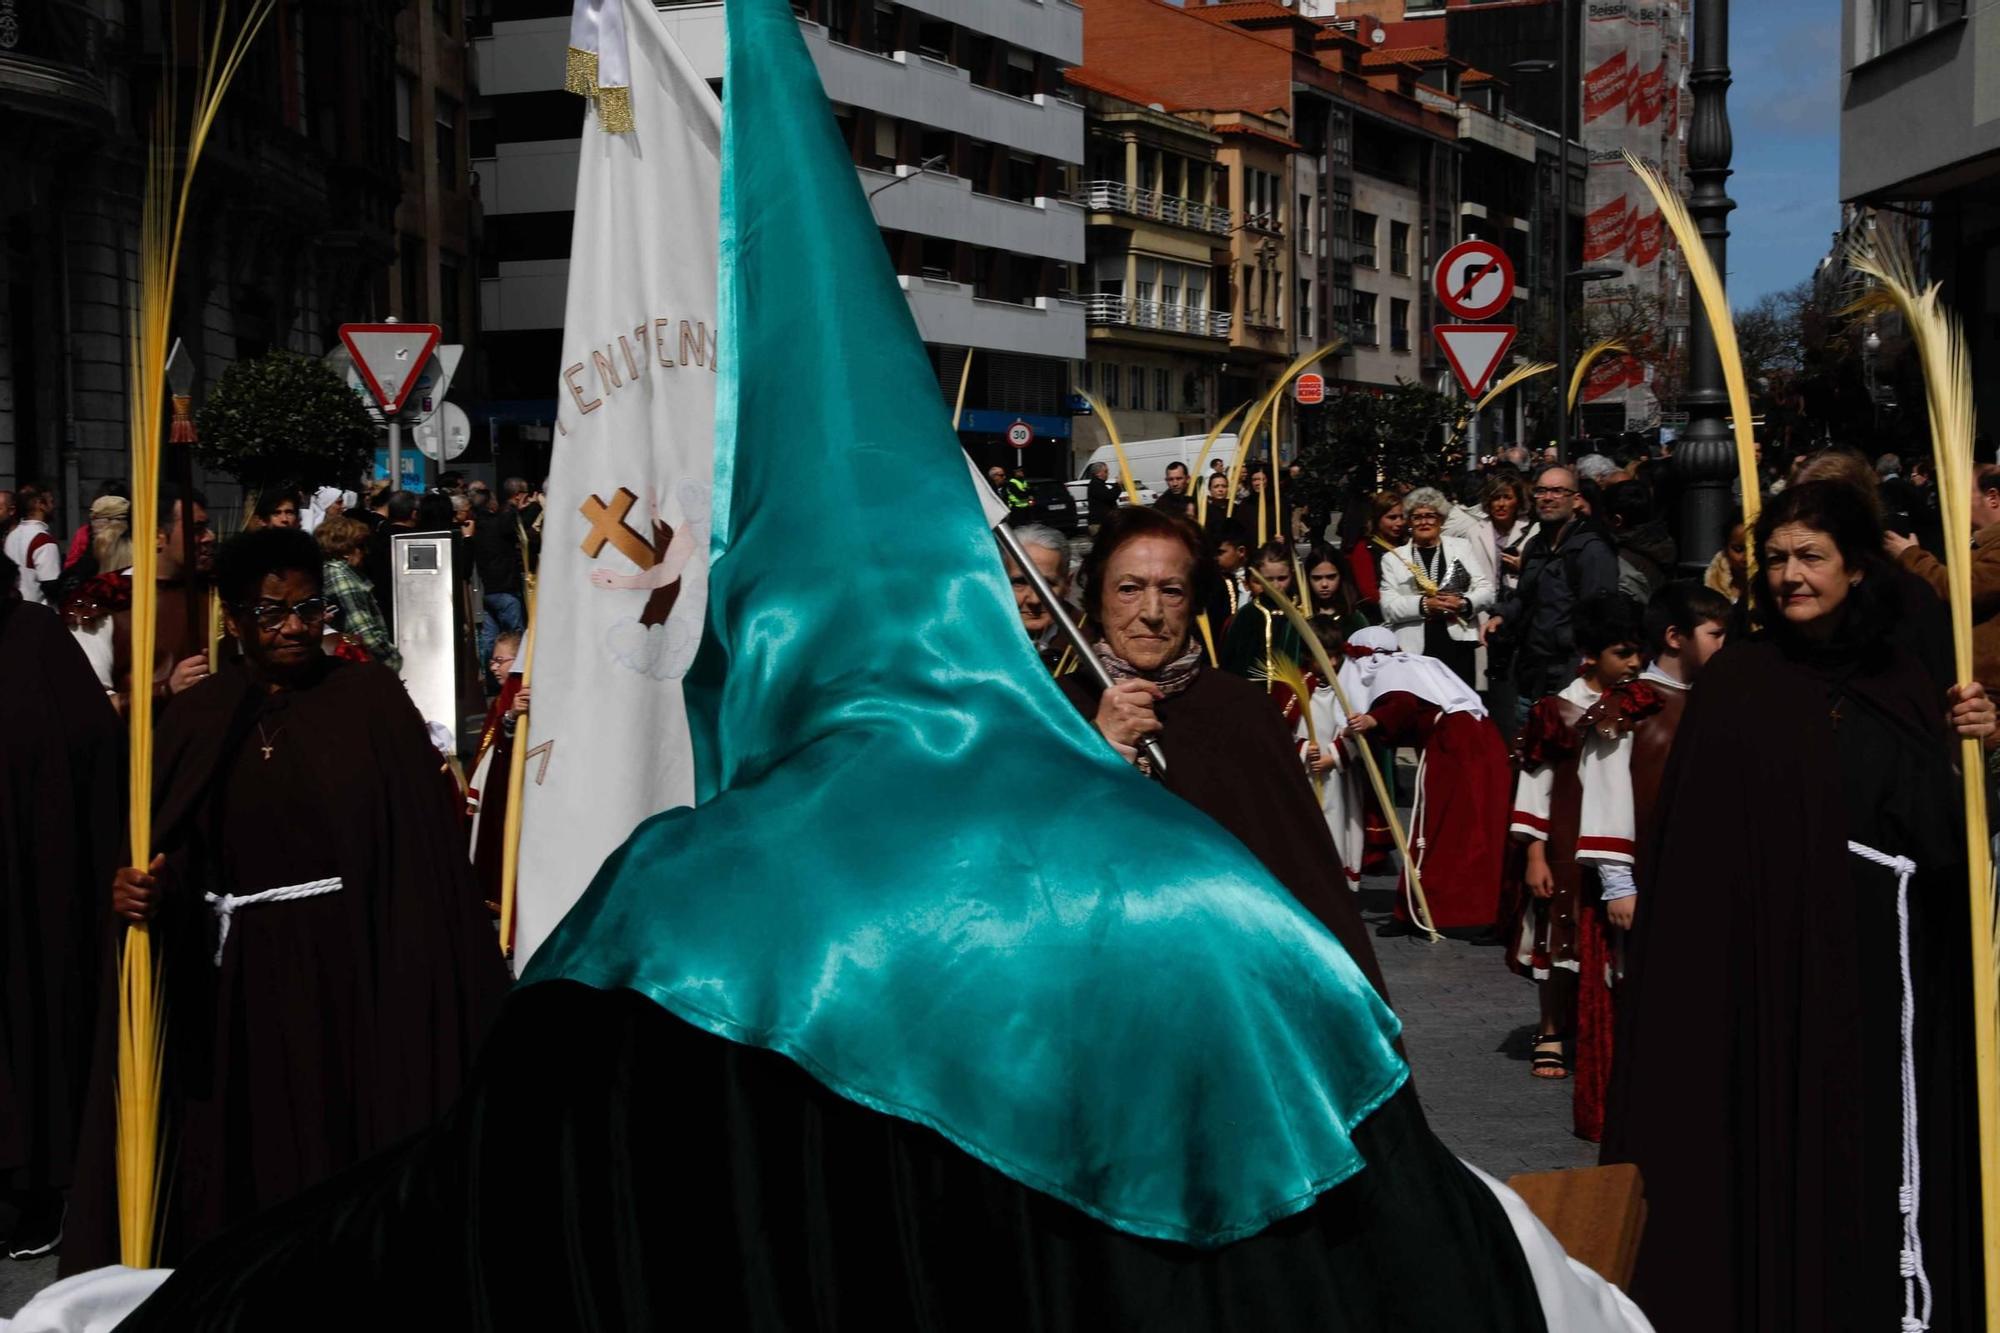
1359 880 1600 1179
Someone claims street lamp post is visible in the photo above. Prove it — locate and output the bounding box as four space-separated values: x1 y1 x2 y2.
1511 0 1575 463
1675 0 1737 572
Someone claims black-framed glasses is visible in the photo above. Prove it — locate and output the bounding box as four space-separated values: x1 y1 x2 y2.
1532 485 1578 498
239 597 333 630
1408 510 1444 522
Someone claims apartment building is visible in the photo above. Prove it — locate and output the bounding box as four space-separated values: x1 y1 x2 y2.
473 0 1085 477
2 1 407 521
1067 74 1234 452
1840 0 2000 430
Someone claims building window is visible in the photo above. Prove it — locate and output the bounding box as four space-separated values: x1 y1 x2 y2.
396 73 414 170
1299 193 1313 256
1154 367 1169 413
400 235 426 321
1004 46 1036 98
1354 291 1378 346
435 94 460 183
1104 363 1121 409
1077 360 1092 393
1300 279 1313 341
1353 212 1378 267
1873 0 1965 57
1390 298 1410 352
1390 221 1411 275
439 252 462 342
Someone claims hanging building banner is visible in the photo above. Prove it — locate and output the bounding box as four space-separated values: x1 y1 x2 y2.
1579 0 1690 429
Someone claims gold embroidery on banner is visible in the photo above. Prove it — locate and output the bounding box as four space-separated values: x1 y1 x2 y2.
564 46 598 98
596 84 634 135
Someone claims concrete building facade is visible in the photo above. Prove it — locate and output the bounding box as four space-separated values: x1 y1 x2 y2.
1840 0 2000 430
1 0 415 528
474 0 1086 478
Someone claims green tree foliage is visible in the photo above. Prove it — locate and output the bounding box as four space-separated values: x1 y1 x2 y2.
1292 381 1458 518
195 352 376 498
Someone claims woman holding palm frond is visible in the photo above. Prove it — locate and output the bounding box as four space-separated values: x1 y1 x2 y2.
1604 482 1995 1331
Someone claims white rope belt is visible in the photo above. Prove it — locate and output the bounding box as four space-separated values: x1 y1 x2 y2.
1846 840 1931 1333
203 877 343 966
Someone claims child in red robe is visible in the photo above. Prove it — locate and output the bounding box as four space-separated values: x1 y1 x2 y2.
1506 596 1648 1082
1570 582 1731 1138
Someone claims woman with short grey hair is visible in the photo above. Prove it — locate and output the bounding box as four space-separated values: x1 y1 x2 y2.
1377 486 1494 689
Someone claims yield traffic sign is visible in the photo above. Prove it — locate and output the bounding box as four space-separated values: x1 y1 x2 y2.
339 322 442 415
1434 240 1516 322
1435 324 1519 399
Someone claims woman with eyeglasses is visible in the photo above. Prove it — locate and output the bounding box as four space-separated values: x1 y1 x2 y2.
68 527 509 1273
1378 487 1494 691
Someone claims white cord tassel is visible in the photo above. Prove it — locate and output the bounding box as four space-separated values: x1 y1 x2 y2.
1847 840 1932 1332
204 877 343 965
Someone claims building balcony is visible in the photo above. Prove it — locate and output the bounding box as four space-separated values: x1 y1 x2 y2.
863 165 1082 262
1077 181 1231 236
1085 294 1231 339
0 0 112 126
898 274 1084 359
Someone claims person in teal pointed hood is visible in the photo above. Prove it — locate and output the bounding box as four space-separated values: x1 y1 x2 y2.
90 0 1652 1327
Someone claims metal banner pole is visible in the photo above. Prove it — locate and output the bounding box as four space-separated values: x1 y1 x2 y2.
994 522 1167 778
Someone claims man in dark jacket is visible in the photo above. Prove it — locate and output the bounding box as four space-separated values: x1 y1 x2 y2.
1083 461 1119 532
1486 464 1620 729
472 484 531 665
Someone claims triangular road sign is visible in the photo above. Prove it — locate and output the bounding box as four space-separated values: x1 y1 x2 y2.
339 322 442 415
1435 324 1518 399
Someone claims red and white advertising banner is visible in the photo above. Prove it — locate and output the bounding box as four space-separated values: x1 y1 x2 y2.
1579 0 1689 429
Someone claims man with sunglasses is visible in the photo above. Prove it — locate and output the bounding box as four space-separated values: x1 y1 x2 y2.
1484 464 1620 730
67 527 508 1272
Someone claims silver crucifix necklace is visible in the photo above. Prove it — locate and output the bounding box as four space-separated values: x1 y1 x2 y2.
255 720 284 761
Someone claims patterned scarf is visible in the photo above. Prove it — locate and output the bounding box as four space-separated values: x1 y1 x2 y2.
1094 638 1204 698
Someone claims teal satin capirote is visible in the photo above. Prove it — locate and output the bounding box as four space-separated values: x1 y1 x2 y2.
526 0 1407 1247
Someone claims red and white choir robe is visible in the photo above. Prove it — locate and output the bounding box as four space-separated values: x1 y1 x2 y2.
1338 628 1510 930
1571 665 1688 1140
1507 677 1664 1133
1285 677 1366 889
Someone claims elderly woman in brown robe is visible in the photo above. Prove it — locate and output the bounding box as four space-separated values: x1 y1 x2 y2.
1058 506 1386 1000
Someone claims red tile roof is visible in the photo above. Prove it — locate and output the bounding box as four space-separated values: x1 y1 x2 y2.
1359 44 1463 68
1062 65 1186 110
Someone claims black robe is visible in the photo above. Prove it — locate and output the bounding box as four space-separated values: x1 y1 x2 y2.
122 981 1548 1331
1059 667 1386 1001
0 601 121 1194
62 658 510 1272
1602 635 1983 1331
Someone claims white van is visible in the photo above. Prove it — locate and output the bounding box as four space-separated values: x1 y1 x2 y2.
1082 433 1239 495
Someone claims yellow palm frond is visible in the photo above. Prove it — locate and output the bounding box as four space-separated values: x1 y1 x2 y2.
1192 402 1248 528
1077 390 1143 510
1255 651 1323 801
1475 361 1556 417
1246 569 1439 940
119 0 277 1268
1846 232 1998 1326
1623 150 1759 544
1567 339 1629 414
1227 340 1346 517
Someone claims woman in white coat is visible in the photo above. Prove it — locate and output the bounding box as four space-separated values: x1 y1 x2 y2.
1378 486 1495 690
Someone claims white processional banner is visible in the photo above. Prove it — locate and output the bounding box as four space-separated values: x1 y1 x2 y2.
514 0 720 967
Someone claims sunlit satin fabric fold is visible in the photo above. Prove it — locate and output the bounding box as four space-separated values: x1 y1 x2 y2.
525 0 1408 1247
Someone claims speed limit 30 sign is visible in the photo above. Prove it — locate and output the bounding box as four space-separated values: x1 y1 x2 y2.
1006 420 1035 448
1434 240 1516 322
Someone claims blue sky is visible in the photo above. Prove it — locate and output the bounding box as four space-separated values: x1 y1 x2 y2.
1720 0 1842 306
